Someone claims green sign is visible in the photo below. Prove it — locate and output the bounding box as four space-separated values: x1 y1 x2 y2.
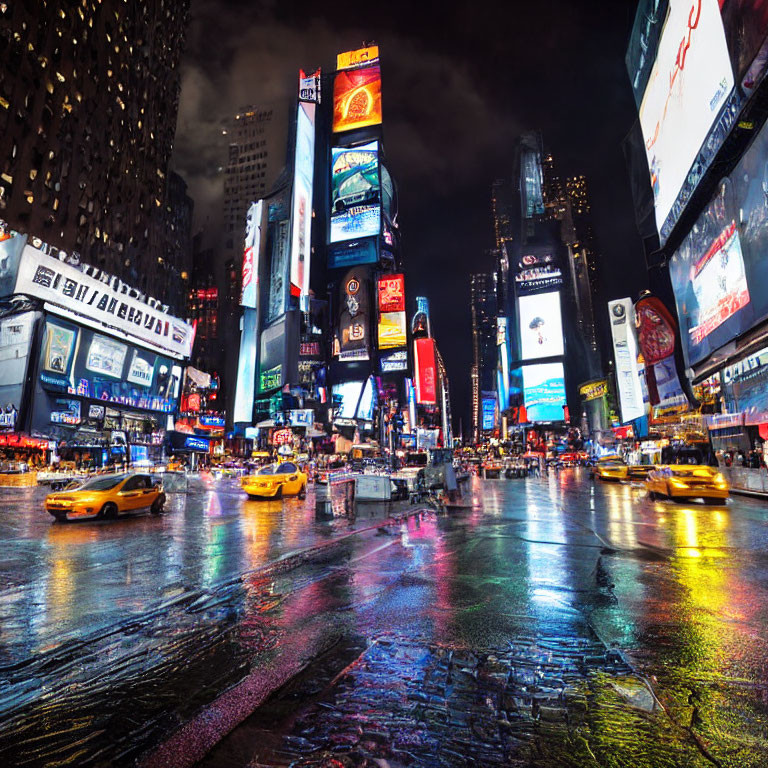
259 364 282 392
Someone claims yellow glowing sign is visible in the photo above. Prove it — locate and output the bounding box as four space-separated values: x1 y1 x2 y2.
378 311 407 350
333 65 382 133
336 46 379 71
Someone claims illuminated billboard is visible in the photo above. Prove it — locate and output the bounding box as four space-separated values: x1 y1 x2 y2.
233 309 257 423
332 378 375 421
290 102 315 308
337 46 380 71
670 116 768 368
518 291 564 360
333 65 382 133
378 311 407 350
334 268 370 362
481 392 496 431
330 142 380 243
380 349 408 373
241 201 263 309
414 337 437 405
377 274 405 312
328 238 377 270
638 0 734 238
38 317 180 413
608 299 645 423
0 311 37 432
522 363 566 423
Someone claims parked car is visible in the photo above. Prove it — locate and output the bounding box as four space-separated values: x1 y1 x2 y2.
45 473 165 521
241 462 308 499
646 465 729 503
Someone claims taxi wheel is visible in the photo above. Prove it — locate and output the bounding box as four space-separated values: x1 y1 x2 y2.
52 513 68 523
100 502 118 520
648 490 656 500
298 484 307 499
274 485 283 500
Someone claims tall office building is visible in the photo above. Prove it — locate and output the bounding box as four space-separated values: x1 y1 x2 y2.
542 152 567 221
470 272 497 442
0 0 191 310
218 104 290 413
491 178 515 250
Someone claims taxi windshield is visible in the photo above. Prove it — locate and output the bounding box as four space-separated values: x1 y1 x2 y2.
76 474 128 491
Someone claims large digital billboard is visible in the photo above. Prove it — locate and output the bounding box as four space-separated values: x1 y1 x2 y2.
638 0 734 238
518 291 564 360
671 115 768 367
522 363 566 423
241 201 263 309
0 311 37 431
722 345 768 425
290 102 315 308
14 245 193 358
378 312 407 350
334 268 370 362
333 65 382 133
233 309 258 423
481 392 496 431
330 142 380 243
414 337 437 405
38 317 180 413
608 299 645 423
377 274 405 312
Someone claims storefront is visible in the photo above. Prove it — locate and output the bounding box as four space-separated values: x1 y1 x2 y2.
0 231 192 466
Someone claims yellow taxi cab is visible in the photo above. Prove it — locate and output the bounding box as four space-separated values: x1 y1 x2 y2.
591 455 628 481
646 465 729 503
241 461 308 499
45 473 166 522
625 464 656 481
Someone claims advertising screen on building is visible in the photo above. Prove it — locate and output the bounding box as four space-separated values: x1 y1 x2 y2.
522 363 566 423
380 349 408 373
330 143 381 243
481 392 496 431
241 201 263 309
414 337 437 405
0 230 27 298
518 291 564 360
332 380 364 420
39 318 180 413
377 274 405 312
259 317 287 391
671 117 768 368
722 345 768 425
328 238 378 270
337 46 380 71
378 311 407 350
290 102 315 307
0 311 37 432
638 0 734 239
14 245 193 358
608 299 645 423
670 218 749 365
233 309 258 423
333 64 382 133
335 268 370 362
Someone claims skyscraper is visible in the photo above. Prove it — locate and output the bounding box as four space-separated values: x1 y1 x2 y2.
470 272 497 442
0 0 191 311
216 103 290 413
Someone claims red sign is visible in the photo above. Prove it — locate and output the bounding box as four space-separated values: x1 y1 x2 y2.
378 274 405 313
187 393 201 413
635 295 676 365
272 428 293 446
300 341 321 357
414 337 437 405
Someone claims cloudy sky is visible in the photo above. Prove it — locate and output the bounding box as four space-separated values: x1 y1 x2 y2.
172 0 648 428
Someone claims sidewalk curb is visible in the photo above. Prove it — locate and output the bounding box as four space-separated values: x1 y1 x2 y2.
139 505 432 768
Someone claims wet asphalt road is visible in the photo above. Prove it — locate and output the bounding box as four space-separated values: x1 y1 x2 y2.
1 470 768 767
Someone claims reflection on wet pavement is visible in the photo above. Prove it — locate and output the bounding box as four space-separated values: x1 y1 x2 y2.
1 469 767 767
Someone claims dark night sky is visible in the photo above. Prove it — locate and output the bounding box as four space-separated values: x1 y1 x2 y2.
172 0 649 431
